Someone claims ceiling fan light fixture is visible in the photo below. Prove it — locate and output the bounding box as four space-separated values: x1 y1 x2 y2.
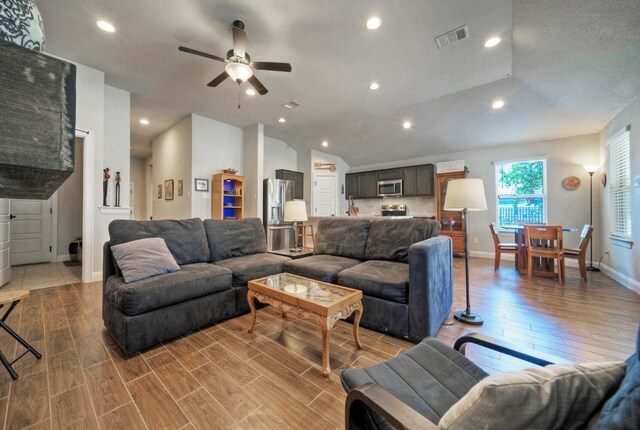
225 62 253 83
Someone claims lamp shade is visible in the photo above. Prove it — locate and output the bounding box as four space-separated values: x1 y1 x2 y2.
444 178 487 211
583 164 600 174
284 200 308 222
225 62 253 83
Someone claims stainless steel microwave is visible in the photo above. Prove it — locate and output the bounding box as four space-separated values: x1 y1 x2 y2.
377 179 402 197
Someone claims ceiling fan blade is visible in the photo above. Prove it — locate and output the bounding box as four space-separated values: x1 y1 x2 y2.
178 46 225 62
208 72 229 87
252 62 292 72
248 75 268 95
232 25 246 58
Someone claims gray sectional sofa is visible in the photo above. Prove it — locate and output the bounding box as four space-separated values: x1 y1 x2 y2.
103 216 453 355
103 218 289 355
284 218 452 342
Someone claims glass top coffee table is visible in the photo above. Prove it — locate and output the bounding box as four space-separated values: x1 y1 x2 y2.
247 273 363 377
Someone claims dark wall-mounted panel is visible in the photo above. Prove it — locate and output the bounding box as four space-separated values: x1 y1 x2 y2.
0 40 76 199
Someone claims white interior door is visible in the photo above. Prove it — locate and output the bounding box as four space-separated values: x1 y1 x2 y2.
10 198 53 266
0 199 10 286
314 174 337 217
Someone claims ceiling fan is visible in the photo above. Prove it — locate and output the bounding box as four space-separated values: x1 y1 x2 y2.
178 20 292 95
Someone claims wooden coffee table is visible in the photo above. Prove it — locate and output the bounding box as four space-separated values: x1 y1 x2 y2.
247 273 363 377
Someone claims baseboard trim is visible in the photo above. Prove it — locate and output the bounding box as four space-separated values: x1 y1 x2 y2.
468 250 580 268
600 263 640 294
90 271 102 283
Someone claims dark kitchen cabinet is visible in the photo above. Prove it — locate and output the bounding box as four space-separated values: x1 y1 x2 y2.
358 172 378 198
402 164 434 197
378 169 403 181
275 169 304 200
345 173 359 199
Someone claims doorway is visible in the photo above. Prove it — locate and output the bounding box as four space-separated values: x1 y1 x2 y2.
9 197 55 266
313 174 337 217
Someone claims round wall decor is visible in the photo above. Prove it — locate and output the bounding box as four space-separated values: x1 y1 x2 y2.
601 173 607 187
0 0 45 52
562 176 581 190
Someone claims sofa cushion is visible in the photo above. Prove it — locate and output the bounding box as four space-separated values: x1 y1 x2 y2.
284 254 361 283
364 219 441 263
439 361 627 430
109 218 210 265
215 253 291 287
204 218 267 262
338 260 410 304
314 218 372 260
104 263 232 316
111 238 180 283
341 337 488 427
592 352 639 429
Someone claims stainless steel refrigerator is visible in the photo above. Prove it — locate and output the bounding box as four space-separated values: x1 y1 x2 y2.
263 179 295 251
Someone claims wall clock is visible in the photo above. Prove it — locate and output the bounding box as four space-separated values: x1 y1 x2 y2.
601 173 607 187
562 176 581 190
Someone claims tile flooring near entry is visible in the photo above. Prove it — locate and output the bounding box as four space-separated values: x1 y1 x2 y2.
0 258 638 429
1 263 82 292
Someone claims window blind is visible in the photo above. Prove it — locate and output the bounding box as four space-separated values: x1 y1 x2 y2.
608 127 631 238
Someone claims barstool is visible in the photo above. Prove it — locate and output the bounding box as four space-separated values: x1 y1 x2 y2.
0 290 42 379
296 224 315 251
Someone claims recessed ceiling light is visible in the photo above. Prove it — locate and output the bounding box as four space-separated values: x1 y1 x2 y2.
369 82 380 90
322 140 329 147
366 17 381 30
139 118 149 125
492 99 505 109
484 37 501 48
246 88 256 96
278 117 286 123
96 20 116 33
403 121 412 129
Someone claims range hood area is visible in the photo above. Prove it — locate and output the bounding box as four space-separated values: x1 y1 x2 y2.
0 40 76 199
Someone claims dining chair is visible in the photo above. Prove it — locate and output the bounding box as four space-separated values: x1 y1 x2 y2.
489 223 519 270
524 225 565 282
563 225 593 281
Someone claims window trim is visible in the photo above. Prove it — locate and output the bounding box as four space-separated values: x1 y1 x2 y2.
494 158 548 228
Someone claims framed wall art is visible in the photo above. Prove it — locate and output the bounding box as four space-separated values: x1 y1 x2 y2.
178 179 183 197
195 178 209 192
165 179 174 200
157 184 162 199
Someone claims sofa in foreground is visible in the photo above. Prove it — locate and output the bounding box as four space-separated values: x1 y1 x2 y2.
103 218 289 355
284 218 453 342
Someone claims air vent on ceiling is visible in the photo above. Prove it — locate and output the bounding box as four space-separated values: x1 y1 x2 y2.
435 25 468 49
282 101 301 110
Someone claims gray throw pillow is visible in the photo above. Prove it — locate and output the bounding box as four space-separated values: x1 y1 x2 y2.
111 237 180 283
439 361 626 430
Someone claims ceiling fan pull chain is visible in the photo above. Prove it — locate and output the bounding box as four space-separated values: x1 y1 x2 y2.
238 90 241 110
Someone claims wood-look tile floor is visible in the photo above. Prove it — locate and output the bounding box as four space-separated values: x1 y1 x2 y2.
0 257 638 429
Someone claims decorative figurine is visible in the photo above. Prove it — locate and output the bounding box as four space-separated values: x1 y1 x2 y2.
115 171 121 207
102 168 110 206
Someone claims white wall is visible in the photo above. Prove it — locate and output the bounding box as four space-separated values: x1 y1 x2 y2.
56 137 83 259
598 94 640 291
144 156 153 219
130 156 147 220
243 124 263 219
191 114 243 220
264 136 298 179
351 134 601 255
152 115 192 220
311 150 350 217
104 86 131 208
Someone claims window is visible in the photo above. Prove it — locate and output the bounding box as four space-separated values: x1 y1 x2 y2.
608 127 631 238
495 159 547 227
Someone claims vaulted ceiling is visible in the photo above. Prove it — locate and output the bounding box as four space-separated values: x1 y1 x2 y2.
36 0 640 166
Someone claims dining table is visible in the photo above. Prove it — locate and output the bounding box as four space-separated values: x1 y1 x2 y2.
501 225 578 277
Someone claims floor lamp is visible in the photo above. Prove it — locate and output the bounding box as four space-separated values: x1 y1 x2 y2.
444 178 488 325
583 164 601 272
284 200 308 252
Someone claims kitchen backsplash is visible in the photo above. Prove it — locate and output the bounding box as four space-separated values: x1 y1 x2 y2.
352 196 436 217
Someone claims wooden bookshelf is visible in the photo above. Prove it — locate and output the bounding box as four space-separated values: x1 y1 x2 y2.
436 169 468 255
212 173 244 220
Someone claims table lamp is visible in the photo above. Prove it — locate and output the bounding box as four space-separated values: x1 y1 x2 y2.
444 178 488 325
284 200 308 252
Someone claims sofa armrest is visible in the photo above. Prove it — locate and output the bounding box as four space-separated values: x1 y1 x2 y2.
454 332 570 366
408 236 453 341
103 241 117 288
346 383 438 430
